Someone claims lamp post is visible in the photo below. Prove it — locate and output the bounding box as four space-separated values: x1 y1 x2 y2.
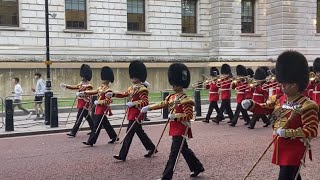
44 0 53 125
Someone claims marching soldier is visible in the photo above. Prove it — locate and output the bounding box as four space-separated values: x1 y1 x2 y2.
203 67 221 123
61 64 94 137
230 65 251 126
110 60 156 161
306 66 315 100
242 50 319 180
247 68 270 129
82 66 118 146
213 64 234 124
141 63 204 180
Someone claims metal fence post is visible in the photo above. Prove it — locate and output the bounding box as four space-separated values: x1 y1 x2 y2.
162 91 169 119
194 90 201 116
50 97 58 128
5 99 14 131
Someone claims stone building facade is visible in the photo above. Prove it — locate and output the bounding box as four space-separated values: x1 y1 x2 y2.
0 0 319 97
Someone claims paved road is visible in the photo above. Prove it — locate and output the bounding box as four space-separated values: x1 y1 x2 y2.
0 121 319 180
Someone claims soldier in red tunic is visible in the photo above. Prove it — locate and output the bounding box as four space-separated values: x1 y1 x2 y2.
242 50 319 180
111 61 156 161
213 64 234 124
230 65 251 126
306 66 315 101
141 63 204 180
82 66 118 146
247 68 270 129
312 58 320 119
60 64 94 137
203 67 221 123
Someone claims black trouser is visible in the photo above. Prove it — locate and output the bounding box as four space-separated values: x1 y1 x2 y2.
249 114 270 128
217 99 233 121
87 114 117 144
118 120 155 160
231 103 250 125
205 101 220 120
70 108 94 135
278 166 301 180
162 136 204 180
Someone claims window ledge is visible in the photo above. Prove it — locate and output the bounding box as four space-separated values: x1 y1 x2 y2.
0 26 25 31
240 33 263 37
63 29 93 34
180 33 204 37
315 33 320 36
125 31 151 36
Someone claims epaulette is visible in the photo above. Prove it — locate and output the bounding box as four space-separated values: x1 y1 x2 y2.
301 99 319 112
137 85 148 93
180 97 195 106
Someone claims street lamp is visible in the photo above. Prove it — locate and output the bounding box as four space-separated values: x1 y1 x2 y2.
44 0 53 125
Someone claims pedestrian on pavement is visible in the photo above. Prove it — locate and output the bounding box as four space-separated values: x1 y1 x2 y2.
141 63 204 180
110 60 156 161
61 64 95 137
242 50 319 180
12 77 32 118
82 66 118 146
31 73 45 120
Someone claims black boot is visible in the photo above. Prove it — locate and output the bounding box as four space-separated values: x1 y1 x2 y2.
82 142 93 146
212 119 220 124
113 155 125 161
144 149 158 157
244 121 249 125
67 133 75 137
190 167 205 177
202 119 209 123
108 137 119 144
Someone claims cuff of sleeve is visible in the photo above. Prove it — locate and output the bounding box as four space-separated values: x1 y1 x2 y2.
285 128 305 138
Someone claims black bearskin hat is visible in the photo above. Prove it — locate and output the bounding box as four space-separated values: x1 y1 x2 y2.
313 58 320 72
210 67 219 77
80 64 92 81
168 63 190 88
236 65 247 76
271 68 276 75
101 66 114 83
247 68 254 78
276 51 309 92
221 64 231 75
260 66 270 76
129 60 147 82
254 68 266 80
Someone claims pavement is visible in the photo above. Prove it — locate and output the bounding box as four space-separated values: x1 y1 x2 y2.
0 121 319 180
0 102 245 138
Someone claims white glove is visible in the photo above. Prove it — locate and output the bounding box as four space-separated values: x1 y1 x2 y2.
181 121 191 127
276 127 286 137
168 113 176 120
60 83 66 88
94 100 99 105
106 92 113 98
241 100 252 110
142 81 150 87
141 106 150 113
126 102 134 107
76 92 84 96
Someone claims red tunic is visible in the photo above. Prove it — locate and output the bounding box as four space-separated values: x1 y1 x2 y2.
250 95 319 166
85 85 113 115
307 82 315 100
232 80 248 103
245 88 254 99
114 84 149 121
252 84 269 103
218 77 232 100
66 82 93 109
206 83 219 102
149 92 193 138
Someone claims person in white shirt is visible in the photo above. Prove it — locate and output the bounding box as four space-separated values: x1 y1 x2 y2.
31 73 45 119
12 77 32 118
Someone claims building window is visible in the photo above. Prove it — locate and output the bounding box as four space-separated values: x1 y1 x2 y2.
0 0 18 26
181 0 197 33
241 0 255 33
65 0 87 29
317 0 320 33
127 0 145 32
